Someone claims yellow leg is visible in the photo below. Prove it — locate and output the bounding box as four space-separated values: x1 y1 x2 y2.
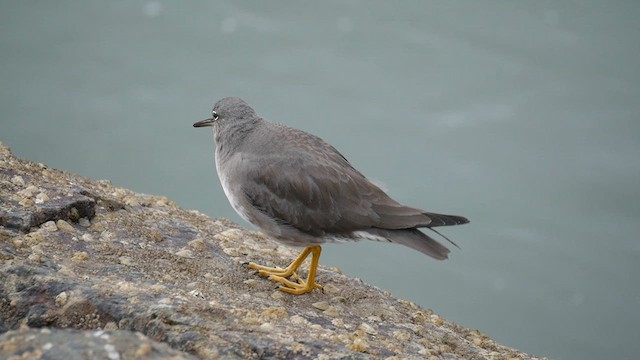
247 246 323 295
248 246 314 278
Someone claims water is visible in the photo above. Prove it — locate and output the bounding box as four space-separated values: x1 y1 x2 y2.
1 2 639 359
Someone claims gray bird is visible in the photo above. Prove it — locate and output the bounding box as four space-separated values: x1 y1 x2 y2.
194 97 469 295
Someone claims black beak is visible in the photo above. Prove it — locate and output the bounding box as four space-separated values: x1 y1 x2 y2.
193 118 216 128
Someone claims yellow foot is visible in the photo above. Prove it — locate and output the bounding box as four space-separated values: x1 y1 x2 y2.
268 274 323 295
245 245 323 295
247 262 295 278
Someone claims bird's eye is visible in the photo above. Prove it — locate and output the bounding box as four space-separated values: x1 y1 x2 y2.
212 111 219 120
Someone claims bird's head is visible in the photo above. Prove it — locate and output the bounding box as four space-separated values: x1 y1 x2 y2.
193 97 257 130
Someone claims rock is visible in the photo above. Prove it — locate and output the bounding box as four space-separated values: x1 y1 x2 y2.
323 305 341 318
0 327 197 360
312 301 330 311
56 219 76 233
35 192 49 203
118 256 135 266
0 143 545 359
175 248 194 258
358 322 378 335
1 176 95 232
41 220 58 232
10 175 25 186
81 233 95 242
55 291 69 306
348 337 369 353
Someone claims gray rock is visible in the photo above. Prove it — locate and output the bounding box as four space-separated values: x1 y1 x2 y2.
0 327 197 360
0 143 545 359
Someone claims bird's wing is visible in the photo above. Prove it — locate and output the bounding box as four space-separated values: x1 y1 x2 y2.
240 146 379 235
239 127 468 235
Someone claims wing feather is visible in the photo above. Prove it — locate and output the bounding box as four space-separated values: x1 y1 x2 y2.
238 125 468 237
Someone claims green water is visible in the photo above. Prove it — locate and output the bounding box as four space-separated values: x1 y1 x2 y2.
1 2 639 359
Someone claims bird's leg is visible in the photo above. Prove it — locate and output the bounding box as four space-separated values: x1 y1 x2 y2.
273 246 323 294
247 246 313 278
247 246 323 294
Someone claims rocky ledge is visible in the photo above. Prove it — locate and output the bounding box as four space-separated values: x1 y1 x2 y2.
0 143 543 360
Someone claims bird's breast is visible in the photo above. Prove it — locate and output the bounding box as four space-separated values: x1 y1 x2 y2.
215 150 252 224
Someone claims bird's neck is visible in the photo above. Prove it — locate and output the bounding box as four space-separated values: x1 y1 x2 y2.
214 118 260 157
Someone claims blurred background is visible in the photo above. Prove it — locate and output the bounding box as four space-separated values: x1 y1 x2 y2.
1 1 639 359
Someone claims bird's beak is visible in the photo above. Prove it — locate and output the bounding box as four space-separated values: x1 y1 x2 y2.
193 118 216 128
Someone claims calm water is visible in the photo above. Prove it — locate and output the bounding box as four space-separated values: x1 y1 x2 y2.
2 2 639 359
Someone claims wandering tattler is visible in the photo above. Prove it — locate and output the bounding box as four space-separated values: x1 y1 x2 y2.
194 97 469 295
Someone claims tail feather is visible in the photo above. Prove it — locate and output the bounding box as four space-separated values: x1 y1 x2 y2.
367 228 450 260
423 212 469 227
372 201 469 229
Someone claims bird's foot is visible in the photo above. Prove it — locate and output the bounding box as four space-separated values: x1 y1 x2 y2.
247 263 323 294
245 246 323 295
247 262 295 278
267 274 323 295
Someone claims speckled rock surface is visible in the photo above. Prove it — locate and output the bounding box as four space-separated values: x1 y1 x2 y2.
0 143 545 359
0 327 197 360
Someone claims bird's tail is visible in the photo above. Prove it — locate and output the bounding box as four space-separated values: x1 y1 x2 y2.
422 212 470 227
367 228 450 260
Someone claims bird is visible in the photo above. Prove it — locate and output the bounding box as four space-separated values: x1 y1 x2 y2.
193 97 469 295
